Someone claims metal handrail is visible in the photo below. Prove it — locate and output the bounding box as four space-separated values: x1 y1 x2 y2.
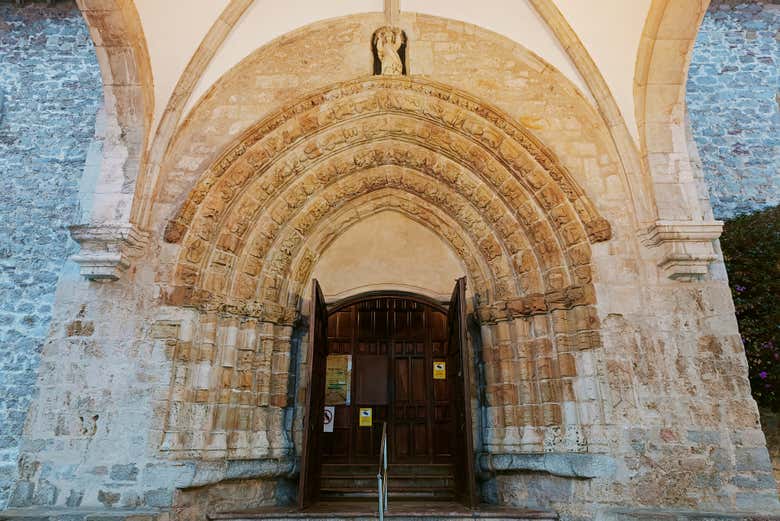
377 421 388 520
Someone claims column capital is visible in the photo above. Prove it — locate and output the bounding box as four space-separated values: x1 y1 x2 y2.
641 220 724 281
69 223 150 281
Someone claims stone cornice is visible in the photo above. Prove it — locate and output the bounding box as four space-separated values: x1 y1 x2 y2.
69 223 150 281
641 220 723 281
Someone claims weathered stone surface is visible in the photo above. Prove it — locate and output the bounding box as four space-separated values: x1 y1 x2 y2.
108 465 138 483
760 407 780 495
0 509 164 521
687 1 780 219
31 482 57 507
0 6 778 521
140 490 170 509
64 490 83 508
223 459 296 482
96 491 119 509
0 2 102 508
480 453 616 479
736 447 773 472
7 482 33 508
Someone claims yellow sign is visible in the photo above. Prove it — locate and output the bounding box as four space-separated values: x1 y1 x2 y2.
433 361 446 380
325 354 352 405
359 407 372 427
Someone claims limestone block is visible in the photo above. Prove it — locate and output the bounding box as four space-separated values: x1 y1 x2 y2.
69 224 150 281
641 220 723 280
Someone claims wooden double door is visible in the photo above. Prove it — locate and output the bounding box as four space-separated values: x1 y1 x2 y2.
323 294 452 464
298 280 476 508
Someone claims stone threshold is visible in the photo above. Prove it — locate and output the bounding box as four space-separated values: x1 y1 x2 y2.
607 509 780 521
208 502 557 520
0 508 165 521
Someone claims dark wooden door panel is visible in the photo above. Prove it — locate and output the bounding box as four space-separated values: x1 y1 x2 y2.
321 295 462 470
447 278 477 507
394 358 409 400
410 358 426 401
298 280 328 509
352 405 387 461
355 355 388 404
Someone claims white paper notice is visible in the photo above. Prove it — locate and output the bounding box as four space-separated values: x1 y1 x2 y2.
323 406 335 433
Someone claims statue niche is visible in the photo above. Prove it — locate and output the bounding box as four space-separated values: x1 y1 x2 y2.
373 26 406 75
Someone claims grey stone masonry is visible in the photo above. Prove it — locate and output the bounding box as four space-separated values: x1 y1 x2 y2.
0 1 102 509
687 0 780 219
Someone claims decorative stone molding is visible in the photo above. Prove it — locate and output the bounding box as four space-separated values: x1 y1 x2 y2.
69 224 150 281
157 79 612 455
476 284 598 323
165 77 609 247
163 77 613 314
641 221 723 281
161 288 299 325
479 452 617 479
184 457 297 489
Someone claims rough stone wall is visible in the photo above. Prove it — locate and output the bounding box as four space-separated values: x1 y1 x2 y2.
4 10 778 521
687 0 779 219
0 2 102 509
687 0 780 496
760 408 780 495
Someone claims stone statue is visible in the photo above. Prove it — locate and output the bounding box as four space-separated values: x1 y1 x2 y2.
373 26 405 75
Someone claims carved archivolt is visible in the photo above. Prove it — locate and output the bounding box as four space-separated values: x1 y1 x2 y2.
285 189 493 303
252 169 516 300
164 77 610 315
159 78 613 456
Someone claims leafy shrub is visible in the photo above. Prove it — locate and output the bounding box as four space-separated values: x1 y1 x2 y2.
720 205 780 410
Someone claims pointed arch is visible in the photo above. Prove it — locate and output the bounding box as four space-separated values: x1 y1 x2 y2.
77 0 154 223
635 0 712 221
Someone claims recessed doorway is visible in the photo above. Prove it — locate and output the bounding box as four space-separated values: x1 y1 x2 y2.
298 279 477 509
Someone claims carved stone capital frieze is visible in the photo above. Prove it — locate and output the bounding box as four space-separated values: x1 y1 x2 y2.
69 223 150 281
476 283 597 323
162 286 299 325
641 220 723 281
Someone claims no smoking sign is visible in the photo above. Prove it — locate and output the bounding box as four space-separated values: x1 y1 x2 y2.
323 406 334 432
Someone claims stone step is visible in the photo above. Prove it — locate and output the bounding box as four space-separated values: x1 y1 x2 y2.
210 515 553 520
208 502 558 520
320 462 457 500
320 488 457 501
321 463 455 477
321 475 455 489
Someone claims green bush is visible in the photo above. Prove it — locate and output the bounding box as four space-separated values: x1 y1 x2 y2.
720 205 780 411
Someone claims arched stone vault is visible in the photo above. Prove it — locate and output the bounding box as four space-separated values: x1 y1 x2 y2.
74 0 153 227
68 7 723 284
157 76 612 459
12 5 767 514
632 0 724 280
131 0 253 229
635 0 712 223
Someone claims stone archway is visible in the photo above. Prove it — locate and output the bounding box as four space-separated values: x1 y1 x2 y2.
155 76 612 470
75 0 153 228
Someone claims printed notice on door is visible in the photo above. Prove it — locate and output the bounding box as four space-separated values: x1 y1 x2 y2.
325 354 351 405
359 407 372 427
433 361 446 379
